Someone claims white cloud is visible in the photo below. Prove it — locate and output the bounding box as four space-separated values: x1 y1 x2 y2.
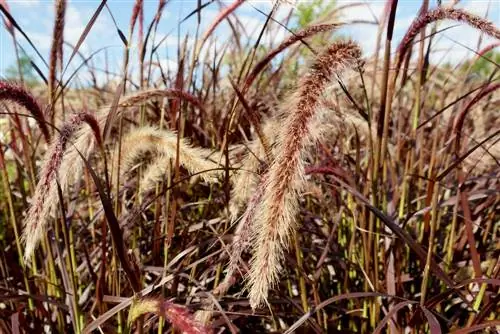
334 3 385 56
339 2 384 23
23 31 52 52
10 0 40 7
426 22 499 64
462 0 499 18
64 6 88 48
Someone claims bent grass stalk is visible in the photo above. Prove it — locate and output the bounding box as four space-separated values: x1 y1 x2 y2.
243 23 341 92
56 88 206 203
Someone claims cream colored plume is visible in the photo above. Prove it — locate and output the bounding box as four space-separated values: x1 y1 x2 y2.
115 126 222 187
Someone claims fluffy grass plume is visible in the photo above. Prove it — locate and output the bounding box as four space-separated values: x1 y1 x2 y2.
229 116 276 220
56 88 206 199
116 126 222 186
396 7 500 70
228 95 372 221
48 0 66 103
246 41 362 308
0 80 51 142
218 176 266 296
22 111 100 261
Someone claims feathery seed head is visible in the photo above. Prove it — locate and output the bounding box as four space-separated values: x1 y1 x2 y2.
0 81 51 142
57 88 206 195
246 40 361 309
397 7 500 70
115 127 222 189
22 111 100 261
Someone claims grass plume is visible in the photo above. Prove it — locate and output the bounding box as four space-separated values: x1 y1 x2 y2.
115 126 222 186
22 111 100 261
246 40 362 308
56 88 206 199
48 0 66 105
396 7 500 70
0 80 51 142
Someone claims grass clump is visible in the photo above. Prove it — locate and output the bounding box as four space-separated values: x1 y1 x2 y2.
0 1 499 333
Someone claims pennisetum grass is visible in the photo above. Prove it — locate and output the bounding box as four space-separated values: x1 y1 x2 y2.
54 88 206 202
396 7 500 72
384 7 500 171
228 98 372 221
244 40 362 308
22 111 101 260
114 126 222 187
2 1 500 332
219 87 372 309
48 0 66 115
0 80 51 142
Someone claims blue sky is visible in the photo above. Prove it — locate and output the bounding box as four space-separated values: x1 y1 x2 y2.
0 0 499 86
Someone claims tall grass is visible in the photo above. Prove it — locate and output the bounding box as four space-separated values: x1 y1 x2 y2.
0 0 499 333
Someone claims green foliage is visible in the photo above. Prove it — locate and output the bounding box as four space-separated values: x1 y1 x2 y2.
273 0 340 87
5 54 40 87
469 50 500 78
294 0 337 28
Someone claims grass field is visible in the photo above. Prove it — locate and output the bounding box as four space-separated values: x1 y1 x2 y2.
0 0 499 333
